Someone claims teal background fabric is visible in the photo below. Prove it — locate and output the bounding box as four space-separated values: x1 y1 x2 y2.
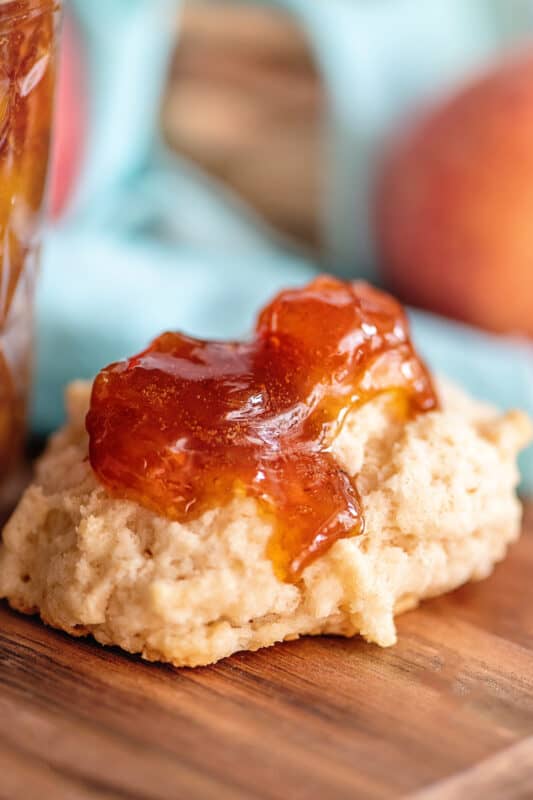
36 0 533 490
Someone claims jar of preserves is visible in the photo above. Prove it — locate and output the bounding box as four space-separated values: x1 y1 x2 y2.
0 0 60 509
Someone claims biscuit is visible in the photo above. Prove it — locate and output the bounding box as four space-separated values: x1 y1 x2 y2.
0 380 530 667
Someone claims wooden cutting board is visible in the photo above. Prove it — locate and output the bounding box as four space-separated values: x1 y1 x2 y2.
1 502 532 800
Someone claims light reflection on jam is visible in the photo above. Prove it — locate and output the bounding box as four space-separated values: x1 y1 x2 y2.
87 277 438 579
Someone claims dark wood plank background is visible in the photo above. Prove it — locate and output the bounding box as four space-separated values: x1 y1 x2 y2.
1 502 532 800
163 1 324 251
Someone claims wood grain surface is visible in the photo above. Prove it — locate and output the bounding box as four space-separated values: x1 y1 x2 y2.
1 502 532 800
163 1 324 250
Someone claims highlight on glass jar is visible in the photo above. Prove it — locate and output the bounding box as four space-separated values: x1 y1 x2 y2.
0 0 61 511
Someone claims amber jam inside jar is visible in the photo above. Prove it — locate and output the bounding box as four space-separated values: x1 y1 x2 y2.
0 0 60 507
87 277 438 580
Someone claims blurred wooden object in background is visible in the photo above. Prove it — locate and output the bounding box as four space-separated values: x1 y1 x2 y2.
162 0 324 251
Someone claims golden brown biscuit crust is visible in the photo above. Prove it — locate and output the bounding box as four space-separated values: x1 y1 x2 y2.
0 380 530 667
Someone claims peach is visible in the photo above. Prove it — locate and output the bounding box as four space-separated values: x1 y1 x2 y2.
375 51 533 337
50 11 86 219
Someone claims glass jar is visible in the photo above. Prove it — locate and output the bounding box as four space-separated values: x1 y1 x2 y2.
0 0 60 510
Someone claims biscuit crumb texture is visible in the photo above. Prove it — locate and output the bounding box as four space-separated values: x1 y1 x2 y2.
0 381 531 667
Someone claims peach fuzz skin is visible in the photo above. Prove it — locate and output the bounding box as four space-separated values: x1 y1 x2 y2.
375 51 533 338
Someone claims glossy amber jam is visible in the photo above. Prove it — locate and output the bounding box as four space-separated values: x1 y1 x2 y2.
87 277 437 579
0 0 59 504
